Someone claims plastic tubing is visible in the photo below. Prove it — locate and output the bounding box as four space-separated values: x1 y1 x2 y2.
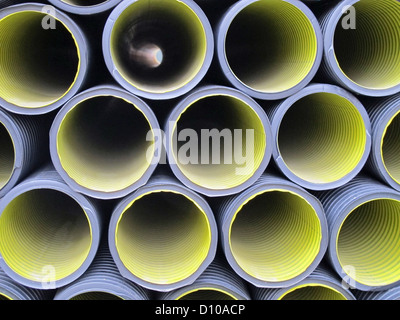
50 85 160 200
0 3 88 114
217 173 328 288
0 108 50 198
160 257 250 300
0 168 102 289
216 0 323 100
364 93 400 192
317 176 400 291
102 0 214 100
320 0 400 97
165 85 272 197
47 0 122 15
108 175 218 292
355 286 400 300
54 242 149 300
269 83 371 190
254 264 355 300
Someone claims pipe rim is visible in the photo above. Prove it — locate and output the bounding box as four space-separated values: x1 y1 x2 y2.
102 0 214 100
329 191 400 291
324 0 400 97
174 286 239 300
47 0 122 15
108 182 218 291
222 180 328 288
50 85 160 200
216 0 323 100
0 3 88 115
0 179 100 289
166 86 272 197
271 83 371 191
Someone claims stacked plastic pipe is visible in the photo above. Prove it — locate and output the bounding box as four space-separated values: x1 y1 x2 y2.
0 0 400 300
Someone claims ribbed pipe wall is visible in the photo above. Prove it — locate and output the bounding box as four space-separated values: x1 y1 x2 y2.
317 176 400 291
253 264 355 300
0 108 51 197
355 286 400 300
54 241 149 300
216 173 328 288
47 0 122 15
0 167 102 289
0 268 53 300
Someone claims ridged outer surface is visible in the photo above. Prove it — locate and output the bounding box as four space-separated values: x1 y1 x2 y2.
0 267 53 300
355 286 400 300
54 241 149 300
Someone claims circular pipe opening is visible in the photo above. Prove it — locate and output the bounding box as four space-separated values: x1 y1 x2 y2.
0 11 80 109
115 191 212 285
382 111 400 185
56 95 154 194
70 292 123 300
277 92 367 186
230 190 321 282
279 284 347 300
0 294 11 300
0 122 14 190
0 189 92 283
171 94 267 192
61 0 108 5
178 289 236 300
337 199 400 287
333 0 400 91
221 0 319 97
106 0 211 98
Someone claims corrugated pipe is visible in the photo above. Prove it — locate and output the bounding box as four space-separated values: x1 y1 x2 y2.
0 3 88 114
355 286 400 300
47 0 122 15
0 167 102 289
268 83 371 191
102 0 214 100
253 264 355 300
160 257 250 300
320 0 400 97
363 93 400 192
49 85 160 200
165 85 272 197
0 109 51 198
216 173 328 288
54 241 149 300
317 176 400 291
216 0 323 100
0 268 53 300
108 175 218 292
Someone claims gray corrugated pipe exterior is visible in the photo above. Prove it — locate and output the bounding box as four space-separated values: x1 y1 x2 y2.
253 264 355 300
0 268 53 300
160 256 251 300
363 93 400 192
355 286 400 300
49 85 160 200
216 0 323 100
266 83 371 191
0 167 102 289
108 174 218 292
47 0 122 15
102 0 214 100
0 3 88 114
216 173 328 288
319 0 400 97
54 241 150 300
165 85 273 197
0 108 51 198
316 176 400 291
